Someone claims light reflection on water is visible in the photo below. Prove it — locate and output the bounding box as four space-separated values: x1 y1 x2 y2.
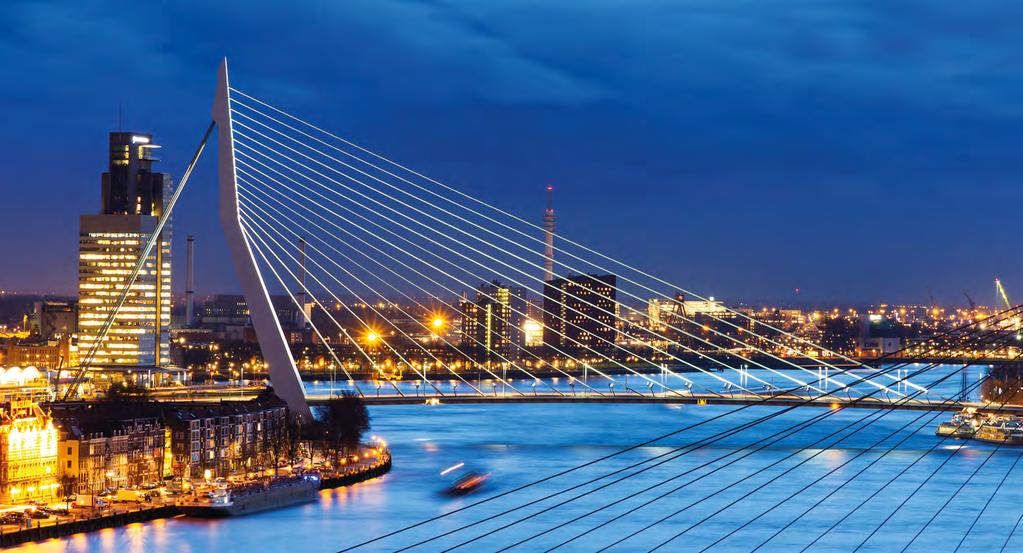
19 365 1023 552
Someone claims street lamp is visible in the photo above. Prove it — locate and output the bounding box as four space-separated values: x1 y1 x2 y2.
414 381 421 397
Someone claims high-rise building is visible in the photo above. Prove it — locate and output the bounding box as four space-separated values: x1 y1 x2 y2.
460 281 526 363
78 132 173 368
543 274 618 357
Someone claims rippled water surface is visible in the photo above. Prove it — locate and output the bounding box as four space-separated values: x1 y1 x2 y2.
24 365 1023 552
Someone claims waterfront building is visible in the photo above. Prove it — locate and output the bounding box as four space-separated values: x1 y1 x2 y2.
543 274 618 357
78 132 173 369
460 281 527 363
53 403 168 494
0 366 53 404
166 395 288 481
0 400 59 504
523 319 543 348
28 301 77 339
3 336 76 372
198 294 307 344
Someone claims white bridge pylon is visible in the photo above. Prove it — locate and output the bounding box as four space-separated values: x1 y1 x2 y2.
213 59 312 420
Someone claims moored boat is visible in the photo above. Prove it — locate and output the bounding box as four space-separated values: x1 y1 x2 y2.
974 418 1023 445
935 410 980 439
176 475 320 517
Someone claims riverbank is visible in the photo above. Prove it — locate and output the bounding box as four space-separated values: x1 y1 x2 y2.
0 506 176 548
0 448 392 548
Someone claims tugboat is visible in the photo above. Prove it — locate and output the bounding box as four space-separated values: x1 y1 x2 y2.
935 409 980 439
177 475 320 517
974 418 1023 445
439 462 490 496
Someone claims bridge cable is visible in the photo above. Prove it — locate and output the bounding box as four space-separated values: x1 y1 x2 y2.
847 387 1023 551
231 131 816 400
434 327 1016 552
237 178 592 397
228 90 909 393
65 121 215 399
237 213 401 395
341 307 1019 550
901 421 1020 551
660 351 1017 553
528 331 1013 552
239 193 528 396
952 447 1023 551
239 214 371 396
795 361 1023 552
233 143 734 399
239 211 460 396
229 111 857 399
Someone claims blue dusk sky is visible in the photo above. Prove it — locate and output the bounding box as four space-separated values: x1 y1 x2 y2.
0 1 1021 305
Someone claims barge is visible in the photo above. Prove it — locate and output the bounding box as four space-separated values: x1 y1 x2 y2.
176 475 319 517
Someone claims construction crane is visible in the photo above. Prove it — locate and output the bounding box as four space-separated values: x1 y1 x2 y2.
996 278 1012 309
963 290 977 310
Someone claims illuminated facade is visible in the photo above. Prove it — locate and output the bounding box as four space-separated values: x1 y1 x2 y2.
0 400 59 504
460 281 526 363
167 395 287 480
77 132 173 368
4 336 76 372
53 403 168 494
543 274 618 357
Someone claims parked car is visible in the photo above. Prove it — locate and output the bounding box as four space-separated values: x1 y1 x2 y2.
115 489 149 503
0 511 27 524
47 503 73 516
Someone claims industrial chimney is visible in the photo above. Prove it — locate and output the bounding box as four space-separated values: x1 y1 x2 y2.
543 185 555 282
185 235 195 326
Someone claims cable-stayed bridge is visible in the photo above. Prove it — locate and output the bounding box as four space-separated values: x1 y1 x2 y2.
67 59 1023 417
65 60 1023 550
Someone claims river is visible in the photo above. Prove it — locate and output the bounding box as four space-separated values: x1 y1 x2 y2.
20 364 1023 552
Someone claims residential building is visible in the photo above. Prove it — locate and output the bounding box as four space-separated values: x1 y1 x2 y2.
53 403 167 494
166 395 288 480
460 282 526 363
543 274 618 357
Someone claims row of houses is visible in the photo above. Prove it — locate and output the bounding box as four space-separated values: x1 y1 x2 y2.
0 394 289 504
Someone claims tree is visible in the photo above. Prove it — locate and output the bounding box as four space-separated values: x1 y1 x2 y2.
104 382 151 402
59 474 78 501
314 391 370 466
283 418 305 471
266 419 286 476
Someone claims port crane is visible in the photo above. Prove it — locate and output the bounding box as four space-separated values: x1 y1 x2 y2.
995 277 1012 309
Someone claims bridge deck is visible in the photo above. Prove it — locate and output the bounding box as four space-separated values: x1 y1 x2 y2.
148 387 1021 414
342 393 1018 413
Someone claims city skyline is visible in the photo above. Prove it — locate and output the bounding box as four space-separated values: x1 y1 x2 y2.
1 2 1022 304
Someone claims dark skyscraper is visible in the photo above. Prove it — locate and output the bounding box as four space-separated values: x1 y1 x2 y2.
543 274 618 357
101 132 171 216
